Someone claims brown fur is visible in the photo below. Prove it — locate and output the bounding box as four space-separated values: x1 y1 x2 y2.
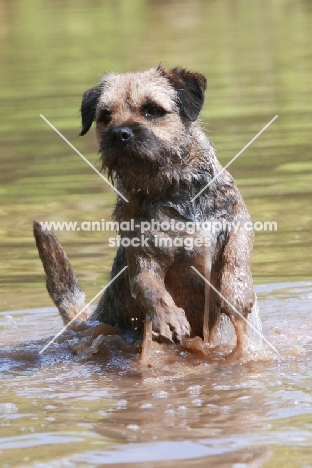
34 66 255 357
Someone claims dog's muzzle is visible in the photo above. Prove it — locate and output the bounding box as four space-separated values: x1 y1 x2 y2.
110 126 134 143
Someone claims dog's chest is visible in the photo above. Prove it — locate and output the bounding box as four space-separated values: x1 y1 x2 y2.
115 201 222 263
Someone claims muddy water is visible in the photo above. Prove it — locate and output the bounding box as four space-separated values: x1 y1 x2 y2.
1 0 312 466
1 282 312 466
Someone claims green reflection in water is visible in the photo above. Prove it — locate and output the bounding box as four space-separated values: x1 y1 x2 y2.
0 0 311 311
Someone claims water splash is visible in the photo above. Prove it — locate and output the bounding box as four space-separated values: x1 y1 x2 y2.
207 294 270 359
246 295 263 346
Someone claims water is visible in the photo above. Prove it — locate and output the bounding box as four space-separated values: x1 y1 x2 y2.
1 283 312 466
1 0 312 466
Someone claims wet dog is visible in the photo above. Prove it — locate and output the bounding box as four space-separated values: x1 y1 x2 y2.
34 66 255 359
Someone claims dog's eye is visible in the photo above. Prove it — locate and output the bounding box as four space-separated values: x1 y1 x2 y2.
142 105 166 119
98 109 112 125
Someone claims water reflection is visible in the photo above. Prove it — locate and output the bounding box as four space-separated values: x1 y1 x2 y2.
1 0 312 311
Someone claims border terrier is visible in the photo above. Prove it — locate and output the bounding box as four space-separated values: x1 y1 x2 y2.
34 66 255 359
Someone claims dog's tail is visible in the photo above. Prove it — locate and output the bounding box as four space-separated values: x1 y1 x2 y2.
33 221 91 324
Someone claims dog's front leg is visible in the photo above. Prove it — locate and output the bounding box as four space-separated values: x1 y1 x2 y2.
219 224 255 359
126 247 190 343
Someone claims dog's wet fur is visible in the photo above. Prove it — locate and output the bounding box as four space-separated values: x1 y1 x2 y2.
34 66 255 359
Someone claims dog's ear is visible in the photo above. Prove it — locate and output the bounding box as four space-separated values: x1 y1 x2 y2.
158 66 207 121
79 85 102 136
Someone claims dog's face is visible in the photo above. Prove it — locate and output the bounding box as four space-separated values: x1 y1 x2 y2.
80 67 207 191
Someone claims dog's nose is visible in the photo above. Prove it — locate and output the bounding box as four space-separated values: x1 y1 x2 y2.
111 126 134 143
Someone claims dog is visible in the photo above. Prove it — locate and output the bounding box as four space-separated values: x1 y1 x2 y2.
34 66 255 360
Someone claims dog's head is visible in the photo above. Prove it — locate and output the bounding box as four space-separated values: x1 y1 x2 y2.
80 67 207 193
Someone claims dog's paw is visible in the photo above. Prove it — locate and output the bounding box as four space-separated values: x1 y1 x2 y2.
152 306 190 343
